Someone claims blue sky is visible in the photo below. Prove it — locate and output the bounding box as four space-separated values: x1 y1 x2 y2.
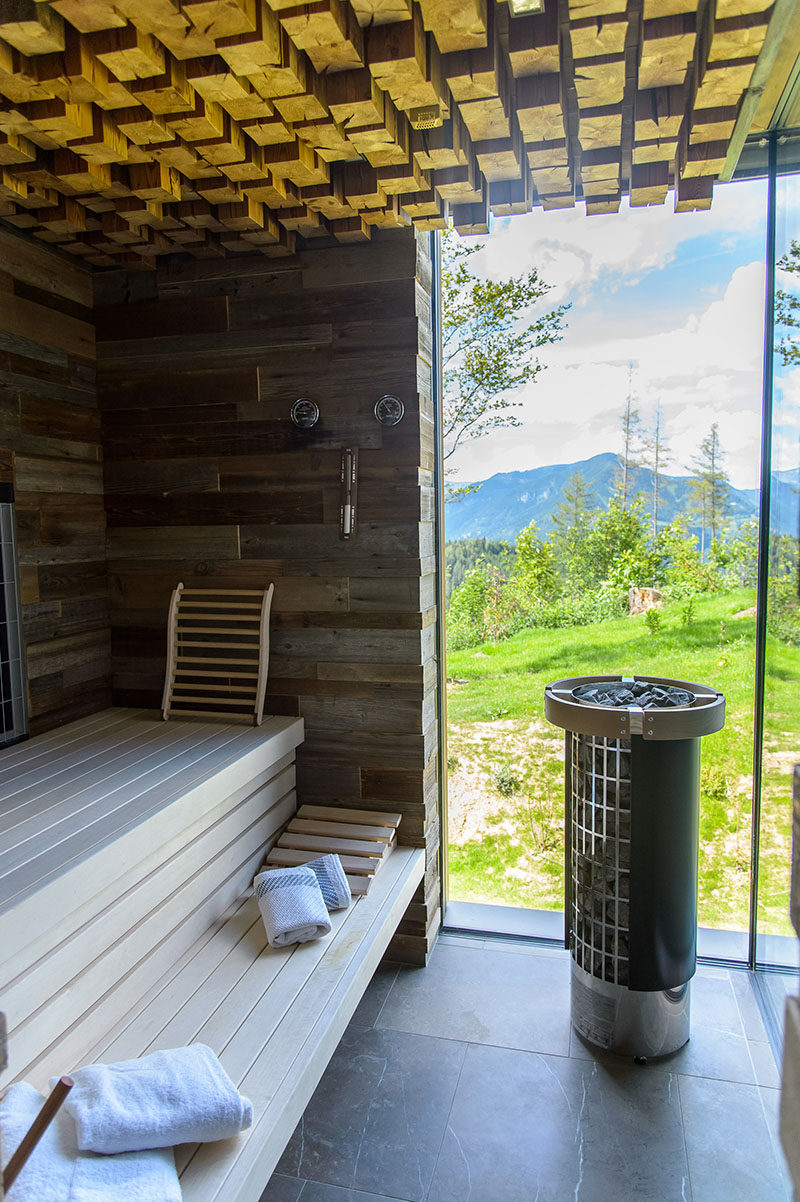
446 178 772 491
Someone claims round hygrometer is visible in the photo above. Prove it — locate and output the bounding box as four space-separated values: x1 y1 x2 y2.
290 398 320 428
374 394 405 426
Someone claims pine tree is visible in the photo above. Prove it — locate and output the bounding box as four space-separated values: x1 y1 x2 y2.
642 403 670 539
551 470 595 536
616 362 643 509
689 423 729 558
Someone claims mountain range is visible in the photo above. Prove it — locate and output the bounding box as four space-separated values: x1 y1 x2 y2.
444 452 798 543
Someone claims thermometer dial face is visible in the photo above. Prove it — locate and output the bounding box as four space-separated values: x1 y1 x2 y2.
290 398 320 428
374 394 404 426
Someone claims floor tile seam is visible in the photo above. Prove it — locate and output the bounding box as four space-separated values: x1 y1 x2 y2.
674 1072 697 1202
373 1021 574 1060
366 967 400 1031
419 1038 471 1202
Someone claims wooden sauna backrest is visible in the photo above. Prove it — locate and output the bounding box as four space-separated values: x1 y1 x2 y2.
161 584 275 726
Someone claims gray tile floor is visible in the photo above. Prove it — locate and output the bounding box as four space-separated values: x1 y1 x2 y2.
260 934 791 1202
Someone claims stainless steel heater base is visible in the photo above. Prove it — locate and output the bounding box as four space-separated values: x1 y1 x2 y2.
570 960 691 1059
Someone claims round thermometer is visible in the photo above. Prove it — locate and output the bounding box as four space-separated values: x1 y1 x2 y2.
374 394 405 426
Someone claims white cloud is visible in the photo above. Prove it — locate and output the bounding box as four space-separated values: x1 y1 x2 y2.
448 248 767 491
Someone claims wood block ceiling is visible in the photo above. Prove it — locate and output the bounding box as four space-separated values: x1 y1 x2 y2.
0 0 784 265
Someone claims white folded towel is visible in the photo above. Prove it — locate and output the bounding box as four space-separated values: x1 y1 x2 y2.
53 1043 253 1155
305 853 351 911
253 864 331 947
0 1082 180 1202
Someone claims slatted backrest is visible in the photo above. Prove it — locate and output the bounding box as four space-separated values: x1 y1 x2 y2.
161 584 274 726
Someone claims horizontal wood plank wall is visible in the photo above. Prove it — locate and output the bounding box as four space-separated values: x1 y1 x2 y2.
95 228 440 964
0 230 111 734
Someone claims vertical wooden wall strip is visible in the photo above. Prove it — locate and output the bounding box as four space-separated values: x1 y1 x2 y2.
0 231 111 733
95 227 440 964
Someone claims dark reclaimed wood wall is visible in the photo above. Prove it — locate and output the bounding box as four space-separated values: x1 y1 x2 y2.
0 230 111 733
94 228 440 965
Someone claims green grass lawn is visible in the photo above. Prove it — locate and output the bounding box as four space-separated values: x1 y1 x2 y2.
446 588 800 935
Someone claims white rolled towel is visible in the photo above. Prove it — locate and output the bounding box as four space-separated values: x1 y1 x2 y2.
1 1081 180 1202
305 853 351 911
52 1043 253 1155
253 864 331 947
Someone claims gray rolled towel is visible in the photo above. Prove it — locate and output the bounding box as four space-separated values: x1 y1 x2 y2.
305 853 351 911
253 864 331 947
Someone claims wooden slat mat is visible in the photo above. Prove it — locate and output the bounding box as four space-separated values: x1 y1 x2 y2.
265 804 402 896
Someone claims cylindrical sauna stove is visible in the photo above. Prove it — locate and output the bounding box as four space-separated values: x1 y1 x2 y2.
544 675 725 1059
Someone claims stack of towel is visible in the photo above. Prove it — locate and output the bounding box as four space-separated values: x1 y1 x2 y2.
1 1044 252 1202
254 853 351 948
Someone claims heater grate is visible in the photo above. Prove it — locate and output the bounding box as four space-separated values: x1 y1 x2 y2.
570 732 631 987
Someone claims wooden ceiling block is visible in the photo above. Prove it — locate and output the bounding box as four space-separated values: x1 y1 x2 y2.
642 0 695 15
195 110 247 162
367 11 441 111
49 1 127 35
37 195 88 232
149 134 211 175
432 157 480 201
526 137 567 169
0 2 65 57
277 0 364 74
183 0 259 40
295 115 358 162
578 104 622 150
116 193 164 224
474 130 522 181
411 110 468 169
688 103 737 144
277 202 326 232
674 172 712 209
682 138 727 176
348 97 408 166
241 111 294 143
693 56 757 107
185 56 272 118
24 96 95 142
129 56 195 113
639 14 696 90
33 28 113 105
217 191 265 228
273 89 327 122
0 126 35 165
361 195 407 226
632 137 678 163
91 26 166 81
165 92 226 139
331 213 372 240
585 194 620 213
219 137 268 174
573 52 626 106
263 136 329 183
443 49 496 103
0 42 54 104
451 196 487 233
708 11 769 62
326 67 383 127
459 94 510 141
715 0 772 17
507 8 559 78
216 3 282 73
350 0 412 29
341 160 387 206
178 196 225 226
52 145 111 188
114 103 169 143
580 145 619 193
377 156 429 193
302 175 357 217
629 160 669 205
417 0 487 54
534 166 574 200
489 171 531 215
569 0 626 17
634 85 685 140
569 14 628 60
128 157 182 199
516 72 564 143
242 172 298 204
194 172 242 199
400 185 441 215
248 31 306 99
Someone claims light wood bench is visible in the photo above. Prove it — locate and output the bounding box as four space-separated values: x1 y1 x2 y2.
0 708 425 1200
